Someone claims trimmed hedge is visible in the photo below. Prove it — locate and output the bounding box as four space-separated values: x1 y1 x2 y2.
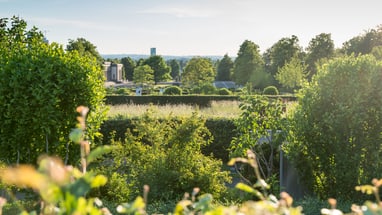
105 95 296 107
105 95 239 107
100 117 236 162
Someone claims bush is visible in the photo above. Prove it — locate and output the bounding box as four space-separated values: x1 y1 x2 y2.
263 86 279 95
0 17 106 164
218 88 232 95
163 86 182 95
200 84 217 94
102 109 231 201
285 55 382 200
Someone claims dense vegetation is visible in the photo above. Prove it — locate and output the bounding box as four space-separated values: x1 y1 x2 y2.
2 15 382 214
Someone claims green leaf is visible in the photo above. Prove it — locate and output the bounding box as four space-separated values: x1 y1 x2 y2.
86 145 115 164
69 128 83 144
90 175 107 188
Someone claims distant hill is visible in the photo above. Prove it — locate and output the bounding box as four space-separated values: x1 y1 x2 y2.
101 54 224 61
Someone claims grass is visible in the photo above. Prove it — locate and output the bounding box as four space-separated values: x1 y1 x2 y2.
107 100 242 119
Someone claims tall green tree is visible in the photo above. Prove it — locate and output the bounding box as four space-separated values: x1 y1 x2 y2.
232 40 264 86
66 37 103 65
120 57 136 81
133 65 154 86
216 54 233 81
275 56 307 91
181 57 216 88
264 35 302 77
341 26 382 56
0 16 106 164
305 33 335 80
167 59 181 81
142 55 171 84
285 54 382 200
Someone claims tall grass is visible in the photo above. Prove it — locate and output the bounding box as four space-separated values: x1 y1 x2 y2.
107 100 242 119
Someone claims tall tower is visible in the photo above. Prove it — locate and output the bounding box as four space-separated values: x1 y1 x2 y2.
150 47 156 56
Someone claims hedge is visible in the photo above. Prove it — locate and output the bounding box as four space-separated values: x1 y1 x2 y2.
105 95 239 107
99 117 236 162
105 95 296 107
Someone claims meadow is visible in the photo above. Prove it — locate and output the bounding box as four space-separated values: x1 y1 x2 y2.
106 100 242 119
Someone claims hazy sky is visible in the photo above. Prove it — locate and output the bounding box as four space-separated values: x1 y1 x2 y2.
1 0 381 56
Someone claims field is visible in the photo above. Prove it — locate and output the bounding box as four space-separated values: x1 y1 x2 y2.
107 100 242 119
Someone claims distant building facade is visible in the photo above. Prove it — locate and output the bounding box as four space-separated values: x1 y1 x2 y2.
103 62 123 82
150 47 156 56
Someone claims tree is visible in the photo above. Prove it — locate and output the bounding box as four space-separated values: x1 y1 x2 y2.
133 65 154 86
167 59 181 81
264 35 302 77
181 57 216 88
120 57 136 81
305 33 335 80
230 95 285 190
341 26 382 56
275 56 307 91
216 54 233 81
142 55 171 84
0 16 106 164
66 37 103 65
285 55 382 200
232 40 264 86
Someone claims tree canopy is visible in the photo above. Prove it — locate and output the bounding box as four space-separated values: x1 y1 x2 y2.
0 16 106 164
167 59 181 81
66 37 103 65
181 57 216 88
120 56 136 81
216 54 233 81
305 33 335 80
275 56 307 91
133 65 154 86
232 40 264 86
142 55 171 84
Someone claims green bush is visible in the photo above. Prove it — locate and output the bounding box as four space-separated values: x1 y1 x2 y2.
163 86 182 95
200 84 217 94
0 17 106 164
218 88 232 95
100 117 235 162
102 109 231 201
285 55 382 200
263 86 279 95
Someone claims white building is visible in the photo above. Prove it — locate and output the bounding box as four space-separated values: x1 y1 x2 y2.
103 62 123 82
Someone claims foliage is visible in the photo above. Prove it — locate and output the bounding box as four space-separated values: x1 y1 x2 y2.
232 40 264 86
142 55 171 84
163 86 182 95
133 65 154 86
263 86 279 95
218 88 232 95
120 57 136 81
167 59 181 80
341 25 382 56
305 33 335 80
182 57 216 88
230 95 285 188
0 16 107 164
66 37 103 65
199 84 217 95
216 54 233 81
0 106 113 215
264 35 302 78
285 54 382 200
275 56 307 91
102 108 231 201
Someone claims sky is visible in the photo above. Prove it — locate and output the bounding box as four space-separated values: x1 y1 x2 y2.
1 0 382 56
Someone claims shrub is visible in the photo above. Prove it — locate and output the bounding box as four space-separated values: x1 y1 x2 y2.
200 84 217 94
285 55 382 200
263 86 279 95
102 108 231 201
0 17 106 164
163 86 182 95
218 88 232 95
